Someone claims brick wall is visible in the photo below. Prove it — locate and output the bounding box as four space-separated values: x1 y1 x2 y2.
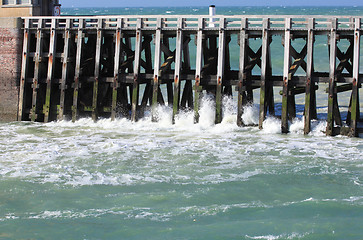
0 18 22 121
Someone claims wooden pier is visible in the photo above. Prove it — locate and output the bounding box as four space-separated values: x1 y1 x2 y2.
17 15 362 136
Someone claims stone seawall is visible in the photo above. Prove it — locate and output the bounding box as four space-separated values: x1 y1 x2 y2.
0 17 22 121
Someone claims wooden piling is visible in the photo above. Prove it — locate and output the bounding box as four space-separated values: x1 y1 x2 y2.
237 18 248 127
349 18 361 137
91 19 103 122
58 19 71 121
194 17 204 123
30 19 44 122
304 18 315 135
326 18 338 136
259 18 270 129
17 18 30 121
281 18 292 134
172 18 184 123
72 19 84 122
111 19 122 121
131 19 142 122
216 17 226 124
152 18 162 122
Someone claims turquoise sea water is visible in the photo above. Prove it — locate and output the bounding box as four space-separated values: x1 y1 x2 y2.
1 6 363 240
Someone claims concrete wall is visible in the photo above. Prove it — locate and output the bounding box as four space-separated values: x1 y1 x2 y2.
0 17 22 122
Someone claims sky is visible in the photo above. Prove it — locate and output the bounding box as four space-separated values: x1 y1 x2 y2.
60 0 363 8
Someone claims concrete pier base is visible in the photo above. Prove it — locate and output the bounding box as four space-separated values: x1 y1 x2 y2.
0 17 22 121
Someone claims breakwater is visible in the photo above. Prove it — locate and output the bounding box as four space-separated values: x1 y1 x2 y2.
10 15 363 136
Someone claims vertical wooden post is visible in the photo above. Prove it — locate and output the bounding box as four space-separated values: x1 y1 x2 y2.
172 18 184 123
194 17 204 123
304 18 315 134
237 18 248 126
281 18 291 133
44 19 57 123
259 18 270 129
58 19 71 121
72 19 84 122
326 18 337 136
30 19 44 122
131 18 142 122
152 18 162 122
92 19 103 122
111 19 122 121
216 17 226 124
18 19 30 121
349 18 360 137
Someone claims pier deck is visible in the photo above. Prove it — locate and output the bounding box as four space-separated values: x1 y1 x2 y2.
17 15 363 136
